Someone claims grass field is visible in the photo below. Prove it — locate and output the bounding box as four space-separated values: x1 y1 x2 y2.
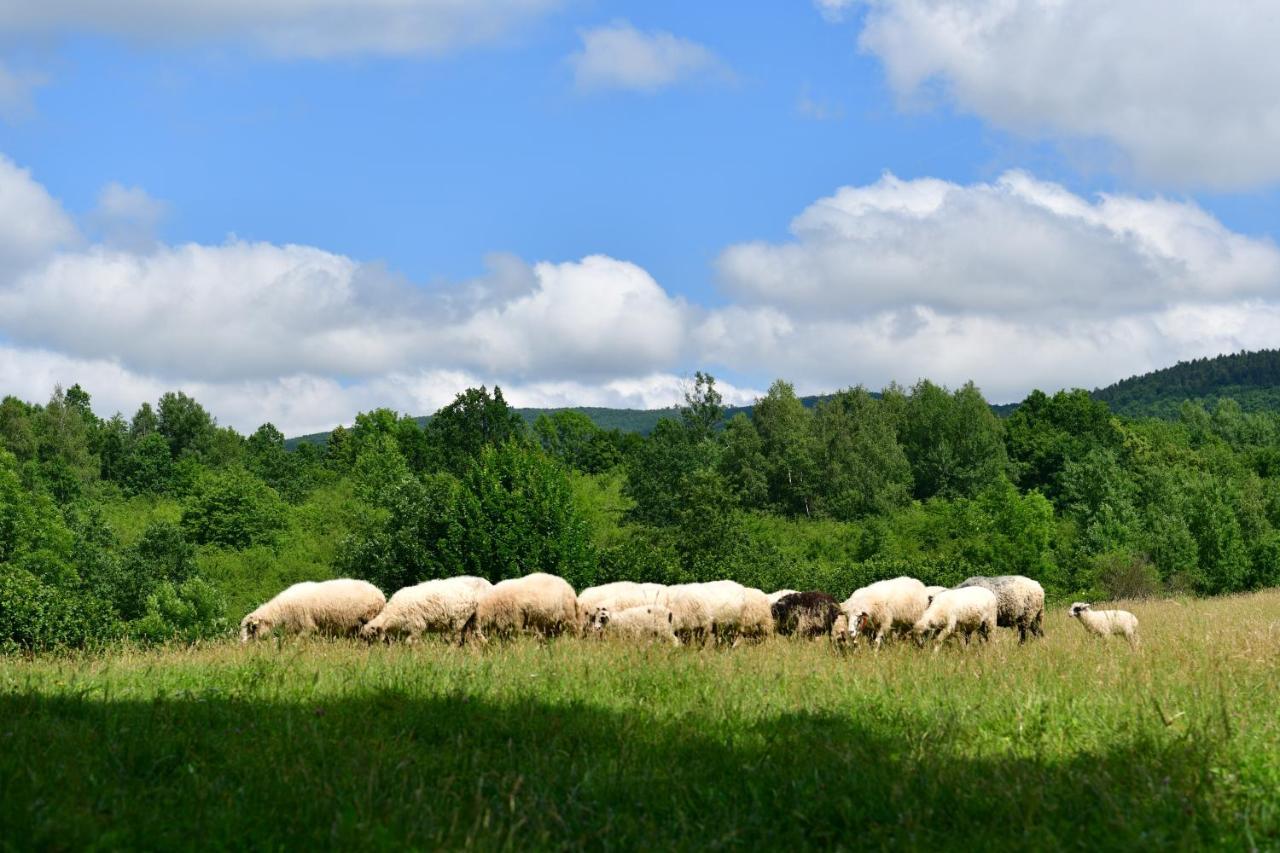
2 593 1279 851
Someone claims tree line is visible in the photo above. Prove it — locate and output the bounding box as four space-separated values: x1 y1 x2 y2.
3 371 1279 650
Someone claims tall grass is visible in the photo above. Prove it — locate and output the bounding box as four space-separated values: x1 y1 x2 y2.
2 592 1278 849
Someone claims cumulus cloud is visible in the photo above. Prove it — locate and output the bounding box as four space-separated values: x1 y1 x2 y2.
718 171 1280 321
569 20 724 93
0 156 79 269
706 172 1280 400
0 0 564 58
0 153 711 432
848 0 1280 189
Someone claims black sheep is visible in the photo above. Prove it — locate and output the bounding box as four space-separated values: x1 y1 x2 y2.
771 591 841 638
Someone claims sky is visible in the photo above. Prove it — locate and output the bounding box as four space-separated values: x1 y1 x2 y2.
2 0 1280 434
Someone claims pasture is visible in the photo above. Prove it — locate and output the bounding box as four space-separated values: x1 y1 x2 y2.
2 592 1278 850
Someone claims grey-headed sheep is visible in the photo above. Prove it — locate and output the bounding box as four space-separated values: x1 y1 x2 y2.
240 579 385 642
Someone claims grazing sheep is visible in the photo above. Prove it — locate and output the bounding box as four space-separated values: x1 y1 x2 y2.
924 585 947 604
771 591 841 639
1069 602 1139 648
767 589 799 605
660 584 715 645
463 573 578 643
956 576 1045 643
576 581 666 633
240 579 386 642
659 581 773 646
359 576 492 644
840 577 930 647
911 587 998 649
592 604 680 646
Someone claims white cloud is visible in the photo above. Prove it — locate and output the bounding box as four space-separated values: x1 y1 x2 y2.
849 0 1280 189
0 155 79 269
569 20 724 93
0 61 46 120
705 172 1280 400
0 0 564 58
718 171 1280 321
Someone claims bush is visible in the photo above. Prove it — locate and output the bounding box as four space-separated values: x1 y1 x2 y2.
129 576 228 643
1091 551 1163 600
0 566 118 651
182 469 286 549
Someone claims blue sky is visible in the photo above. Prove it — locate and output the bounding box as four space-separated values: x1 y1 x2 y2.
2 1 1279 433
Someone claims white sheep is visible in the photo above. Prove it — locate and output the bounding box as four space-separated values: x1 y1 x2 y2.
359 576 492 644
240 579 386 642
591 604 680 645
1069 602 1140 648
956 576 1045 643
576 581 666 633
840 576 929 647
766 589 799 605
911 587 997 649
660 584 715 645
463 572 578 642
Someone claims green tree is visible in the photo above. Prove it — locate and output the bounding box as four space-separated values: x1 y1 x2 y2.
680 371 725 441
752 380 818 516
811 388 911 519
181 468 286 549
899 380 1007 500
425 387 526 474
157 391 216 459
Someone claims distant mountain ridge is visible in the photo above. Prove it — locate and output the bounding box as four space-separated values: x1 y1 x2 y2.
284 349 1280 447
1091 349 1280 418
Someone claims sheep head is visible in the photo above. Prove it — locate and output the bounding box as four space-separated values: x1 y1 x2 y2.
1069 602 1091 618
591 607 612 631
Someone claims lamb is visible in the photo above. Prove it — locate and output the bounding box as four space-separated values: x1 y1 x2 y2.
911 587 997 649
766 589 799 604
576 581 666 633
240 579 386 642
771 591 842 639
462 572 578 643
1069 602 1139 648
591 604 680 646
839 576 929 647
359 576 492 644
956 576 1045 642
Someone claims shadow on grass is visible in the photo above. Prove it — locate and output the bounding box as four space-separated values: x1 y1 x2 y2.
0 691 1243 850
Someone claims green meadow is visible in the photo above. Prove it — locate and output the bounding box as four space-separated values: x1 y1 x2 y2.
3 591 1278 851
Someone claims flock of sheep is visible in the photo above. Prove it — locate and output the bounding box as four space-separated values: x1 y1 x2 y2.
238 573 1141 649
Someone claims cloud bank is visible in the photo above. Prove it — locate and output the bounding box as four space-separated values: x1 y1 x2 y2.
846 0 1280 189
3 154 1280 433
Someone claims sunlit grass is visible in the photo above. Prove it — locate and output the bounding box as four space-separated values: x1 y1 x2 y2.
3 591 1279 849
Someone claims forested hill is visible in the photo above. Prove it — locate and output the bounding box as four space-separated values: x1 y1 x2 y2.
284 348 1280 448
285 397 835 448
1092 349 1280 418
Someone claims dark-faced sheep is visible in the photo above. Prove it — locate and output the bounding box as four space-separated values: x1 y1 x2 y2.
771 591 841 639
